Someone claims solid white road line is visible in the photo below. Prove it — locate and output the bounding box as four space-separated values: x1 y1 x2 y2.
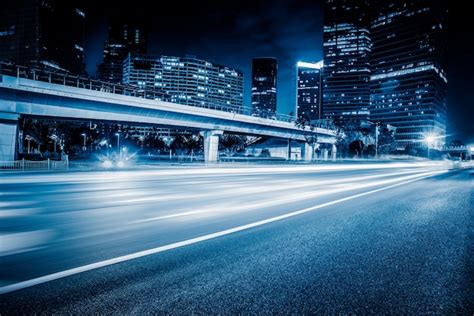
0 170 446 295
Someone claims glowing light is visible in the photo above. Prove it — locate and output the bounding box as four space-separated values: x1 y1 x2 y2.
102 160 113 168
297 60 324 70
117 161 125 168
424 134 436 145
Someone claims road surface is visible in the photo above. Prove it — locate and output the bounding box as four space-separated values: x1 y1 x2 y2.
0 162 472 313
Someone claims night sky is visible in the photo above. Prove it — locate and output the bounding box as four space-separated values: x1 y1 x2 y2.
83 0 473 143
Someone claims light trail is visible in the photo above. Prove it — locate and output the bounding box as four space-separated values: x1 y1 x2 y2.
131 169 443 224
0 169 446 295
0 161 448 184
6 168 434 216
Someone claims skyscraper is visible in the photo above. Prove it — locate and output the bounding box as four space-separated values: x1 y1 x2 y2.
370 0 448 149
251 58 278 117
0 0 86 74
123 54 243 110
322 0 371 120
296 60 324 121
97 21 147 83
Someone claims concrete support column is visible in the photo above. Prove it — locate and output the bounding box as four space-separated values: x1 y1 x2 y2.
200 130 223 163
322 149 329 161
0 119 18 161
287 139 291 160
331 144 337 161
303 143 313 162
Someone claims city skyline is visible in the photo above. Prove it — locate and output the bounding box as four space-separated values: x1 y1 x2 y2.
82 1 325 118
1 1 473 313
80 0 472 143
1 0 472 143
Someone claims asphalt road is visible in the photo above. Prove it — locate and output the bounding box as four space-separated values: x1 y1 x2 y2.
0 162 472 313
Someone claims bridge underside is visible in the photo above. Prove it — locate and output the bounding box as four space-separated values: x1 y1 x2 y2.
0 82 336 162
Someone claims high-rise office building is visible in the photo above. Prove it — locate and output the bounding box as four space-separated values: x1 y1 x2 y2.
370 0 448 149
251 58 278 116
97 21 147 83
322 0 371 120
123 54 243 110
296 60 324 121
0 0 86 74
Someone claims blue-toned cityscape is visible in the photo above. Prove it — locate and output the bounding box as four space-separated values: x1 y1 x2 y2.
0 0 472 314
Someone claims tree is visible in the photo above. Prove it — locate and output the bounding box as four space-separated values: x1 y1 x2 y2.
145 135 166 152
349 140 364 157
170 133 190 154
333 119 362 157
184 134 202 154
377 125 397 155
219 134 247 156
259 148 271 157
294 114 318 159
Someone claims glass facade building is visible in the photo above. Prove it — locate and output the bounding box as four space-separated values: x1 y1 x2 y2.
370 0 448 149
251 58 278 117
323 0 371 120
123 54 243 110
97 21 147 83
0 0 86 74
296 61 324 121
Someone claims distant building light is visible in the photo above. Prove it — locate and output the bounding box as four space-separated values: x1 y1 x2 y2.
297 60 324 70
75 8 86 18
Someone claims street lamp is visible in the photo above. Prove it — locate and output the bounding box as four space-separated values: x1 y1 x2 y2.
50 134 58 153
162 134 174 160
115 132 120 153
81 133 87 151
25 135 33 154
374 122 379 159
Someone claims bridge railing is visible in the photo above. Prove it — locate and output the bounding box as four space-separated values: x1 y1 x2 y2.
0 62 298 124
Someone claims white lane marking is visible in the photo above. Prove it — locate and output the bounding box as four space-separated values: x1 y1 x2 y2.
0 170 446 295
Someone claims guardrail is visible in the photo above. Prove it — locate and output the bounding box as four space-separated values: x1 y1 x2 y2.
0 62 298 124
0 159 68 171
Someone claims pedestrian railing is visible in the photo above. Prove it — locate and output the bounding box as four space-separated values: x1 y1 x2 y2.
0 159 68 171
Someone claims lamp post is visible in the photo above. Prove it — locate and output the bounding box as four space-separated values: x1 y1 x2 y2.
162 132 174 161
50 134 58 153
81 133 87 151
25 135 33 154
375 122 379 159
115 132 120 155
